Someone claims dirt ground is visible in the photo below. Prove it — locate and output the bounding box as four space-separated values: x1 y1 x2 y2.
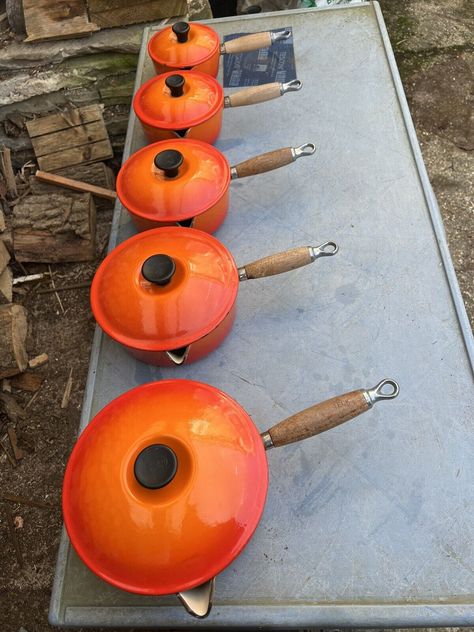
0 1 472 631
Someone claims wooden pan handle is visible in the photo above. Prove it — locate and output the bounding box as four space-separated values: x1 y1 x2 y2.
225 83 281 108
239 242 338 280
231 147 294 179
225 79 302 108
241 246 312 279
268 390 368 447
222 31 272 54
221 29 291 55
231 142 315 179
262 380 400 449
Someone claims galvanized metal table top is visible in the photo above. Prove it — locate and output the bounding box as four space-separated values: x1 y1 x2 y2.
50 2 474 627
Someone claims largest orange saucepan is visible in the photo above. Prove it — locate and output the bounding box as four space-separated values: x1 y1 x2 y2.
148 21 291 76
63 378 399 617
90 227 338 366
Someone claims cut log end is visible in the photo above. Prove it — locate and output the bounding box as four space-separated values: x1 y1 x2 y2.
0 303 29 379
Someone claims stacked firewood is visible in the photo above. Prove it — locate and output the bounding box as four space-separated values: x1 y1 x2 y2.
0 105 116 380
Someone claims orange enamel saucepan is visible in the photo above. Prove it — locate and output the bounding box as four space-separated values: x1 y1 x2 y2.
63 378 399 617
148 21 291 76
90 227 338 366
133 70 302 144
117 138 316 232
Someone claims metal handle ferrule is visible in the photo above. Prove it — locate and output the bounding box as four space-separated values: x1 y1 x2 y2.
261 431 274 450
238 266 248 281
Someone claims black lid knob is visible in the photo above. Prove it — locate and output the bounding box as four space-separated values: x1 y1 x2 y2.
134 444 178 489
172 21 190 43
154 149 183 178
142 254 176 286
165 74 185 98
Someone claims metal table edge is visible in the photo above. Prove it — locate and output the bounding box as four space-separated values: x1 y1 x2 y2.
48 24 152 625
372 1 474 372
49 4 474 627
55 603 474 628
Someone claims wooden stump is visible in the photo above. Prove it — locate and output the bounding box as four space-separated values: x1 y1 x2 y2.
0 303 28 379
12 192 96 263
0 240 10 273
0 267 13 304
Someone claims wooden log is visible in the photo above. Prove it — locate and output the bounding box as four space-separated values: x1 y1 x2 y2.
34 170 116 202
23 0 99 43
0 303 28 379
55 162 115 190
25 105 113 171
0 231 13 255
37 140 112 172
5 0 26 34
30 120 108 158
0 146 18 199
0 241 10 274
89 0 187 28
0 208 5 233
0 266 13 304
30 162 115 212
12 192 96 263
26 105 104 137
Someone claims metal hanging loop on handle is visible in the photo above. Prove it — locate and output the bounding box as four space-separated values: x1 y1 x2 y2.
292 143 316 160
271 29 291 43
363 379 400 407
309 241 339 260
280 79 303 94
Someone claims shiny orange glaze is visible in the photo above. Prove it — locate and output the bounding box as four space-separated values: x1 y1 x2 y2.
90 228 239 353
127 190 229 234
139 111 223 145
124 305 236 366
134 71 223 144
63 380 269 595
117 139 230 231
148 23 220 77
151 56 220 77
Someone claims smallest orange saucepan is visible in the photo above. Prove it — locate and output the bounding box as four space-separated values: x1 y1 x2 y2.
133 70 302 144
148 21 291 77
63 378 399 617
116 138 316 233
90 227 338 366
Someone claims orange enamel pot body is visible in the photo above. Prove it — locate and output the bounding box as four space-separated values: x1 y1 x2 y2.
116 139 316 233
148 21 291 77
133 70 302 145
90 227 339 367
63 378 399 617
